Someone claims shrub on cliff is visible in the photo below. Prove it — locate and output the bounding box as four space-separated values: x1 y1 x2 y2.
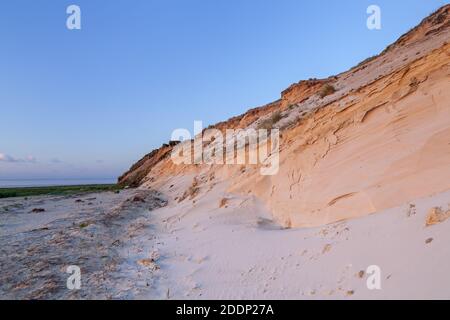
318 84 336 98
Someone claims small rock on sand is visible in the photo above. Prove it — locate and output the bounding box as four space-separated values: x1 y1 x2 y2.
132 196 146 203
150 250 160 261
138 259 160 271
219 198 228 208
30 208 45 213
425 207 450 226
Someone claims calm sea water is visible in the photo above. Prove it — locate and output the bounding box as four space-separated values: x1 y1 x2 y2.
0 178 117 188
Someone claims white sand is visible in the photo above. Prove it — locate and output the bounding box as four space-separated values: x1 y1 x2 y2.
120 180 450 300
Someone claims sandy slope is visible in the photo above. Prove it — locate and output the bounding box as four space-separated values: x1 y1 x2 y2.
128 179 450 300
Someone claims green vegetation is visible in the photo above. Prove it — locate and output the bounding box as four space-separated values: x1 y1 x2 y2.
0 184 122 199
79 222 90 228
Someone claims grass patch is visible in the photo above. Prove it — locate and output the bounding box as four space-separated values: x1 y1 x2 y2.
0 184 122 199
79 222 90 228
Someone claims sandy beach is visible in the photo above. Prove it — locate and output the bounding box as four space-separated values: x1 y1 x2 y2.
1 183 450 299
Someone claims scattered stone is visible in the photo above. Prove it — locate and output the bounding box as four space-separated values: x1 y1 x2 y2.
1 189 168 299
132 196 145 203
149 250 160 262
138 259 160 271
30 208 45 213
425 207 450 226
425 237 434 244
219 198 228 208
357 270 365 278
407 204 416 217
30 226 50 232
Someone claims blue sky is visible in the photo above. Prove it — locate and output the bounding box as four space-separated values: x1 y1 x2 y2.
0 0 447 180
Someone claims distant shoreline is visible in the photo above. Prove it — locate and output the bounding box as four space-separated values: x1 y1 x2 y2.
0 178 117 188
0 183 122 199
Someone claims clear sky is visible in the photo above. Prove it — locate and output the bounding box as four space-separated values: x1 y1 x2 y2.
0 0 447 180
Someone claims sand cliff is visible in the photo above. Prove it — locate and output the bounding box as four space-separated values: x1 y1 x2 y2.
120 5 450 228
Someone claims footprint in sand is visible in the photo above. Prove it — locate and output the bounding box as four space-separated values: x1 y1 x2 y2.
322 244 332 254
186 254 209 264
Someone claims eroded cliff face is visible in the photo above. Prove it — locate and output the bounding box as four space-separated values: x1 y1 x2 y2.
118 143 175 187
120 5 450 227
230 44 450 227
